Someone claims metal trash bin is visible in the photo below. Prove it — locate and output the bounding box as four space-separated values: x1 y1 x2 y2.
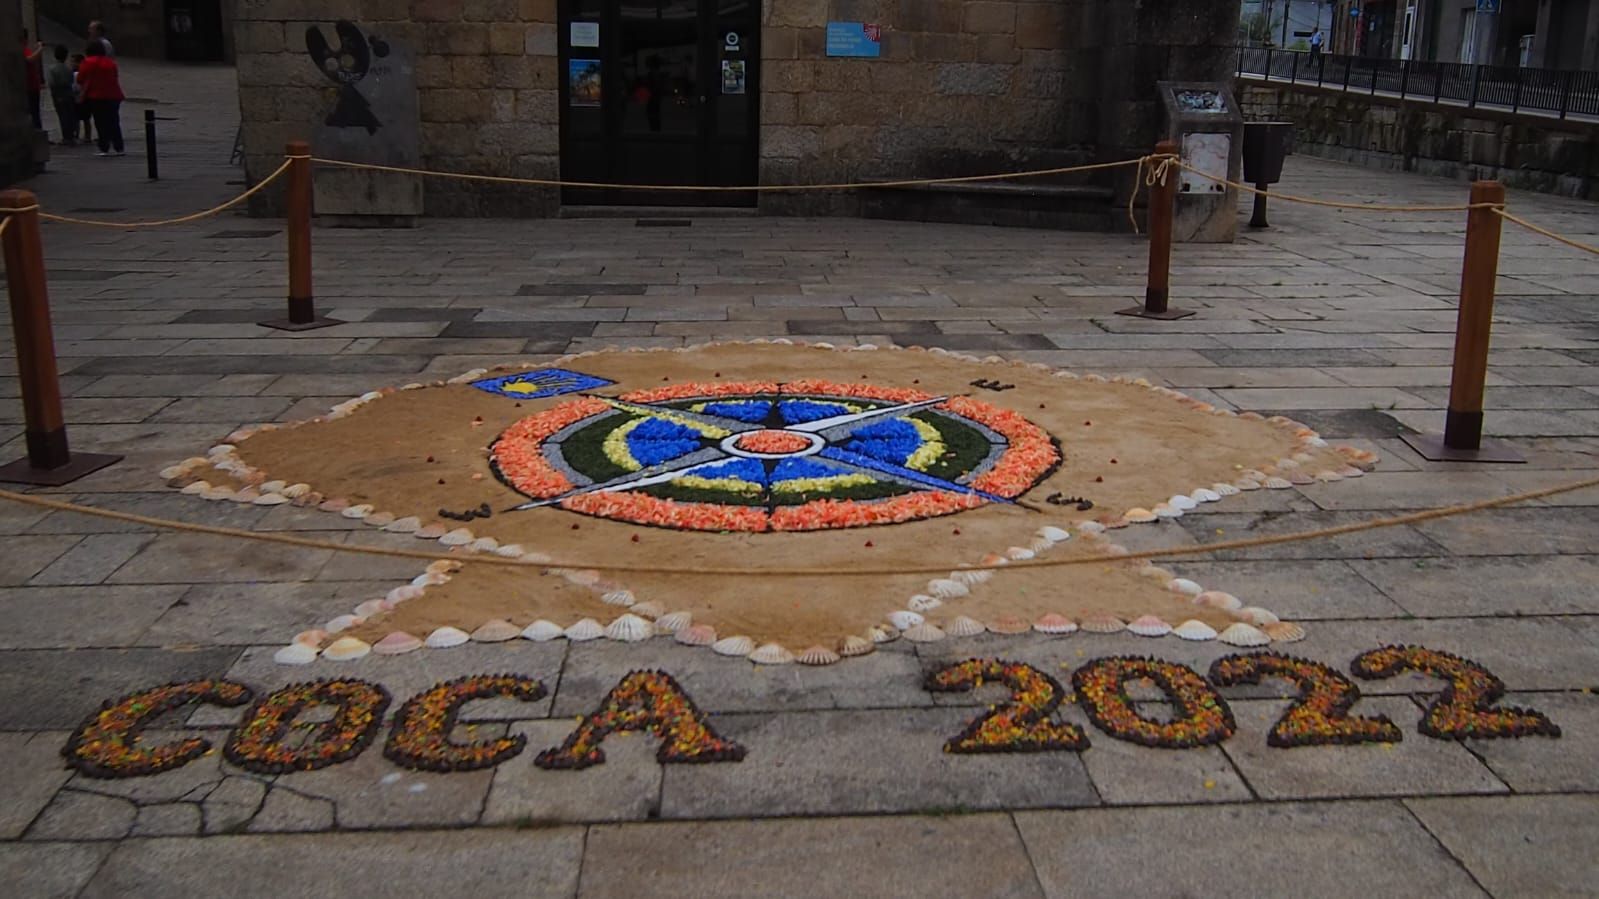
1242 122 1294 227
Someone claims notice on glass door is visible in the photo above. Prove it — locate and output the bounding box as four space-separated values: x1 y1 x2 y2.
721 60 746 94
569 59 601 107
570 22 599 48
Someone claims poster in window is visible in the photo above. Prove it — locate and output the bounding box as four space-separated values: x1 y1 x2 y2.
721 60 746 95
569 59 601 107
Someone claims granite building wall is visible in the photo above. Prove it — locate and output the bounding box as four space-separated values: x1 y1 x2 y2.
1 0 34 188
235 0 1237 217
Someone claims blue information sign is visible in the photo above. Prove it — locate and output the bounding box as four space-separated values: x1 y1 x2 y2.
1476 0 1500 12
825 22 882 58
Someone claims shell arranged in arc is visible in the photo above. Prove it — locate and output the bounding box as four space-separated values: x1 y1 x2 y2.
1172 619 1219 641
322 636 371 661
324 614 361 634
471 619 521 643
1217 622 1272 647
951 568 992 586
1126 615 1173 637
945 615 986 638
1235 606 1280 626
1211 482 1241 497
604 613 653 643
749 643 797 665
372 631 423 655
908 593 944 613
902 622 946 643
1005 546 1036 561
712 635 756 657
987 615 1031 635
1037 525 1071 543
1194 590 1243 611
1169 494 1198 511
630 601 667 620
382 516 422 533
887 610 925 631
1191 488 1222 503
1167 578 1204 597
797 645 841 666
340 504 375 520
868 625 900 644
521 620 565 642
1080 614 1126 634
273 642 318 665
1123 507 1157 524
654 611 693 633
1263 621 1306 643
563 618 605 642
927 578 970 599
602 589 637 607
1034 613 1078 635
675 624 718 646
837 634 875 657
1263 476 1294 490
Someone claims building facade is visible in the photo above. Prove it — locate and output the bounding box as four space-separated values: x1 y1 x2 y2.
2 0 34 187
1329 0 1599 69
40 0 234 61
234 0 1240 218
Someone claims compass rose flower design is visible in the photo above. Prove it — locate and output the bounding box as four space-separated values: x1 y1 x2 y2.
490 380 1059 532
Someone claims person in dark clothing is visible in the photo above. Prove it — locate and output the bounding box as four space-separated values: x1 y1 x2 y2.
71 53 92 142
47 45 77 144
77 41 125 156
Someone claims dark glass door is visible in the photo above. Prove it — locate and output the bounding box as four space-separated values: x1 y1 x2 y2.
560 0 759 206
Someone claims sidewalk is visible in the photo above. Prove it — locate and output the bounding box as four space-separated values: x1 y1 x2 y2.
2 60 1599 899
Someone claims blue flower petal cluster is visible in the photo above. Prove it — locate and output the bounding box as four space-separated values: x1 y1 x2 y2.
626 418 702 466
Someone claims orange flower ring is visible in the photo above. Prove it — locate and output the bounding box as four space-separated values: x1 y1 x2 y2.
490 380 1062 532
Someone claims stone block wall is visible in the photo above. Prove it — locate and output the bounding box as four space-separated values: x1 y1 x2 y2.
1 3 34 188
1238 81 1599 200
236 0 561 216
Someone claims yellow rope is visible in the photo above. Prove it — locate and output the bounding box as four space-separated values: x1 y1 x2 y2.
1173 161 1483 213
1495 209 1599 256
1126 153 1179 235
34 159 294 228
1 473 1595 577
309 155 1153 192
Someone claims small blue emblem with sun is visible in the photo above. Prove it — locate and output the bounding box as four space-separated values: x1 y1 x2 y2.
472 368 616 400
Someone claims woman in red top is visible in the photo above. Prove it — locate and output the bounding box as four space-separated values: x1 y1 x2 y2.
76 41 125 156
21 29 44 129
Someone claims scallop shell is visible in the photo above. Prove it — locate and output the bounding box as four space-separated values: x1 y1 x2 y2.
1138 564 1174 581
1076 521 1107 535
340 504 374 520
353 598 391 618
630 601 666 620
908 593 944 612
254 493 292 506
322 636 371 662
980 552 1010 567
712 635 756 657
602 589 637 607
903 622 946 643
521 620 565 642
564 618 605 642
201 486 235 501
1169 494 1198 511
411 572 446 588
1263 476 1294 490
675 624 718 646
471 619 521 643
654 611 693 633
1192 488 1222 503
927 578 970 599
372 631 423 655
1217 622 1272 647
415 523 449 539
228 487 261 504
1337 465 1365 478
1153 503 1182 520
887 610 925 631
1167 578 1204 597
952 568 993 586
604 613 653 643
987 615 1031 635
180 480 212 495
1005 546 1036 561
1080 614 1126 634
1037 526 1071 543
325 614 361 634
1123 507 1157 523
1235 479 1262 492
426 560 458 575
273 643 319 665
1195 590 1243 611
1314 469 1345 483
386 585 424 605
382 516 422 533
467 537 500 553
281 483 312 499
945 615 986 638
496 543 530 557
1173 619 1219 641
1235 606 1281 627
1127 615 1173 637
1034 613 1078 635
796 645 841 666
749 643 796 665
1211 482 1241 496
837 635 875 657
293 629 328 648
564 569 603 587
868 625 901 644
1264 621 1307 643
439 528 475 546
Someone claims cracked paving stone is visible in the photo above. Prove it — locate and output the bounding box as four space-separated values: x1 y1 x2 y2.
202 776 269 835
247 787 337 833
0 732 75 839
132 802 203 837
27 790 137 840
269 738 494 830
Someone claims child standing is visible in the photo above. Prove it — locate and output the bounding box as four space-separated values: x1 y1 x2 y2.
47 45 77 145
71 53 92 143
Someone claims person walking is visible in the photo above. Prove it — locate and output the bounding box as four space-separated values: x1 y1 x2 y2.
21 28 44 130
77 41 125 156
1310 28 1324 64
88 20 115 57
46 45 77 145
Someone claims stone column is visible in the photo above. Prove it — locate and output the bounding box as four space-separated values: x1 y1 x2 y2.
0 1 33 187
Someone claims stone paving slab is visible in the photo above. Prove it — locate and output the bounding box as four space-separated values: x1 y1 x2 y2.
1014 800 1487 897
0 732 74 839
0 647 241 731
580 814 1046 899
78 828 585 899
1 842 115 899
0 584 179 649
1406 795 1599 898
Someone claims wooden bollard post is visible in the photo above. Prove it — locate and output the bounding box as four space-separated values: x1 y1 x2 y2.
260 141 341 331
1118 139 1193 321
0 191 122 485
1401 181 1523 463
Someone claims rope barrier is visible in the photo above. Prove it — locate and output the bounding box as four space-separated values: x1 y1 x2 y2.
1494 209 1599 256
1127 153 1179 234
308 154 1154 193
31 158 294 228
1 473 1595 577
1173 161 1486 213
